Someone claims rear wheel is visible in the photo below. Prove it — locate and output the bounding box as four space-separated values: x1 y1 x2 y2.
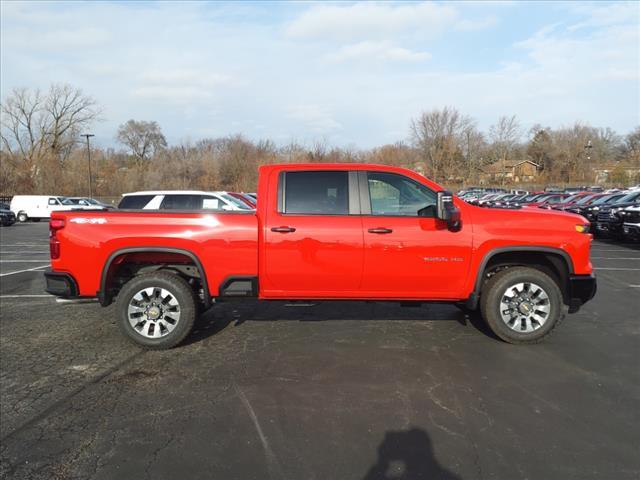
17 212 28 223
116 272 197 349
480 267 565 344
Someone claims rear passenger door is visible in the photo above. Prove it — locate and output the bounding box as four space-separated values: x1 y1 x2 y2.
262 170 364 296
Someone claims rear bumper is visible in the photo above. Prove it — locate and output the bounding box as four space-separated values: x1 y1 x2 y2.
567 274 597 313
44 271 79 298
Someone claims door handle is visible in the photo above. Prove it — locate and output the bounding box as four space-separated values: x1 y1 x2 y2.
368 228 393 234
271 226 296 233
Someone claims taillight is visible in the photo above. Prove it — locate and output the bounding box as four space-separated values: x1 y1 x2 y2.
49 218 65 259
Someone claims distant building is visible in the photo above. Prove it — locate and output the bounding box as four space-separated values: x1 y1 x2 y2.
593 163 640 184
480 160 540 184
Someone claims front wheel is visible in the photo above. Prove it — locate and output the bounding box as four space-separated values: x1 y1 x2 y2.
116 272 197 349
17 212 28 223
480 267 565 344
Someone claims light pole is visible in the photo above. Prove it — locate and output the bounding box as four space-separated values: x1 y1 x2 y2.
81 134 95 198
584 140 593 183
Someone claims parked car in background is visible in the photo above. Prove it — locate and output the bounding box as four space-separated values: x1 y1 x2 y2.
62 197 114 209
621 206 640 242
525 193 570 208
0 202 16 226
10 195 73 222
117 191 254 211
226 192 256 208
568 193 627 226
551 192 598 211
595 191 640 237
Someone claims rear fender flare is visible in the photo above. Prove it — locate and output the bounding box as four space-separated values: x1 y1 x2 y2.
99 247 210 307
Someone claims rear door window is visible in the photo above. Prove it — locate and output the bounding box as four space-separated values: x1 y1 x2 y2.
283 171 349 215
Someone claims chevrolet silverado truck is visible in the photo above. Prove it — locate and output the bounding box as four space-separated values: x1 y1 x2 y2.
45 163 596 349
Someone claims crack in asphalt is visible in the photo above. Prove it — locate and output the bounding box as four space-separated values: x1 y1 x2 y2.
1 350 145 444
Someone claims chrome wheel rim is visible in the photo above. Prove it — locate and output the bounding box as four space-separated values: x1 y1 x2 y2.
127 287 181 338
499 282 550 333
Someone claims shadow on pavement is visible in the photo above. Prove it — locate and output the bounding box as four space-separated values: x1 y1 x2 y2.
363 427 462 480
183 300 500 346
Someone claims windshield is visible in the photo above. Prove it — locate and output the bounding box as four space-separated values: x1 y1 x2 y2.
573 194 597 205
61 198 80 205
221 193 253 210
613 191 640 204
559 194 582 204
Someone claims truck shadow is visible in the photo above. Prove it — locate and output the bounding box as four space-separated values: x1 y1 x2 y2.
185 300 498 346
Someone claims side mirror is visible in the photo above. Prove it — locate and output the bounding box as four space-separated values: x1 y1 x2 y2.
436 190 462 232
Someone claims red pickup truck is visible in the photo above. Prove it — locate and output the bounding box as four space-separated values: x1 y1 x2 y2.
45 163 596 349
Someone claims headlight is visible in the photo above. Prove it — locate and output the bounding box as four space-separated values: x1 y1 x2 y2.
575 224 590 233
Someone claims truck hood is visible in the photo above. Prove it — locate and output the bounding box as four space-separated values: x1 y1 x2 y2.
468 203 588 237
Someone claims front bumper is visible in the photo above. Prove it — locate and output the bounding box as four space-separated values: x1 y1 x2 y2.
623 223 640 238
44 271 79 298
567 274 597 313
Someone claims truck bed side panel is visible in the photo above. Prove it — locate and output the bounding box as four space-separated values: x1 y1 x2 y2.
52 211 258 297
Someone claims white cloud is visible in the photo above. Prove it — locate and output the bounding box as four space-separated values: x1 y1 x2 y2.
286 105 342 133
567 2 639 30
455 15 499 32
286 2 459 41
327 41 431 63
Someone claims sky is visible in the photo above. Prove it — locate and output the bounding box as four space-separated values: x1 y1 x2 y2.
1 1 639 149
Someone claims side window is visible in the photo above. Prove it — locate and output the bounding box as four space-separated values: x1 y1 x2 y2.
367 172 437 217
48 198 59 205
160 195 202 210
117 195 155 209
283 171 349 215
202 196 222 210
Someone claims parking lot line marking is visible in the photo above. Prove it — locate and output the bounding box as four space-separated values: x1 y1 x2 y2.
591 248 638 252
591 257 640 260
0 265 49 276
594 267 640 271
0 251 50 254
0 295 53 298
0 244 46 247
629 285 640 288
0 260 52 263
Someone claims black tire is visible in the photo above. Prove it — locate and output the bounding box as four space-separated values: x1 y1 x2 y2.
480 267 565 344
116 271 197 349
17 212 28 223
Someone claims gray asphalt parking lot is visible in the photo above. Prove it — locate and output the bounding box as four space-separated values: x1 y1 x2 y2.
0 223 638 479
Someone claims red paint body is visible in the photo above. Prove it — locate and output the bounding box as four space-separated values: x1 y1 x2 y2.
50 164 593 302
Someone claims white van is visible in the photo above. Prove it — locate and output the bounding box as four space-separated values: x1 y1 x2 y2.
10 195 70 222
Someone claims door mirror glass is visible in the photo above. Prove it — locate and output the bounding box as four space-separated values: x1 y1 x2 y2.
436 191 462 231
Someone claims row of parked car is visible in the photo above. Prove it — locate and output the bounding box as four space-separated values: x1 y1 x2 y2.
0 191 258 226
458 186 640 242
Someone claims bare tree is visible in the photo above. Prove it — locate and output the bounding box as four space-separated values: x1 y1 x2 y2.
489 115 521 185
1 84 100 191
116 120 167 166
410 107 472 183
44 84 101 161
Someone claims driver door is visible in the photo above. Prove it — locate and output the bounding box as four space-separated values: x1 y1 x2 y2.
359 171 472 299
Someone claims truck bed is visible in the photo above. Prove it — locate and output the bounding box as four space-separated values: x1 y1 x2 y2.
51 210 258 298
